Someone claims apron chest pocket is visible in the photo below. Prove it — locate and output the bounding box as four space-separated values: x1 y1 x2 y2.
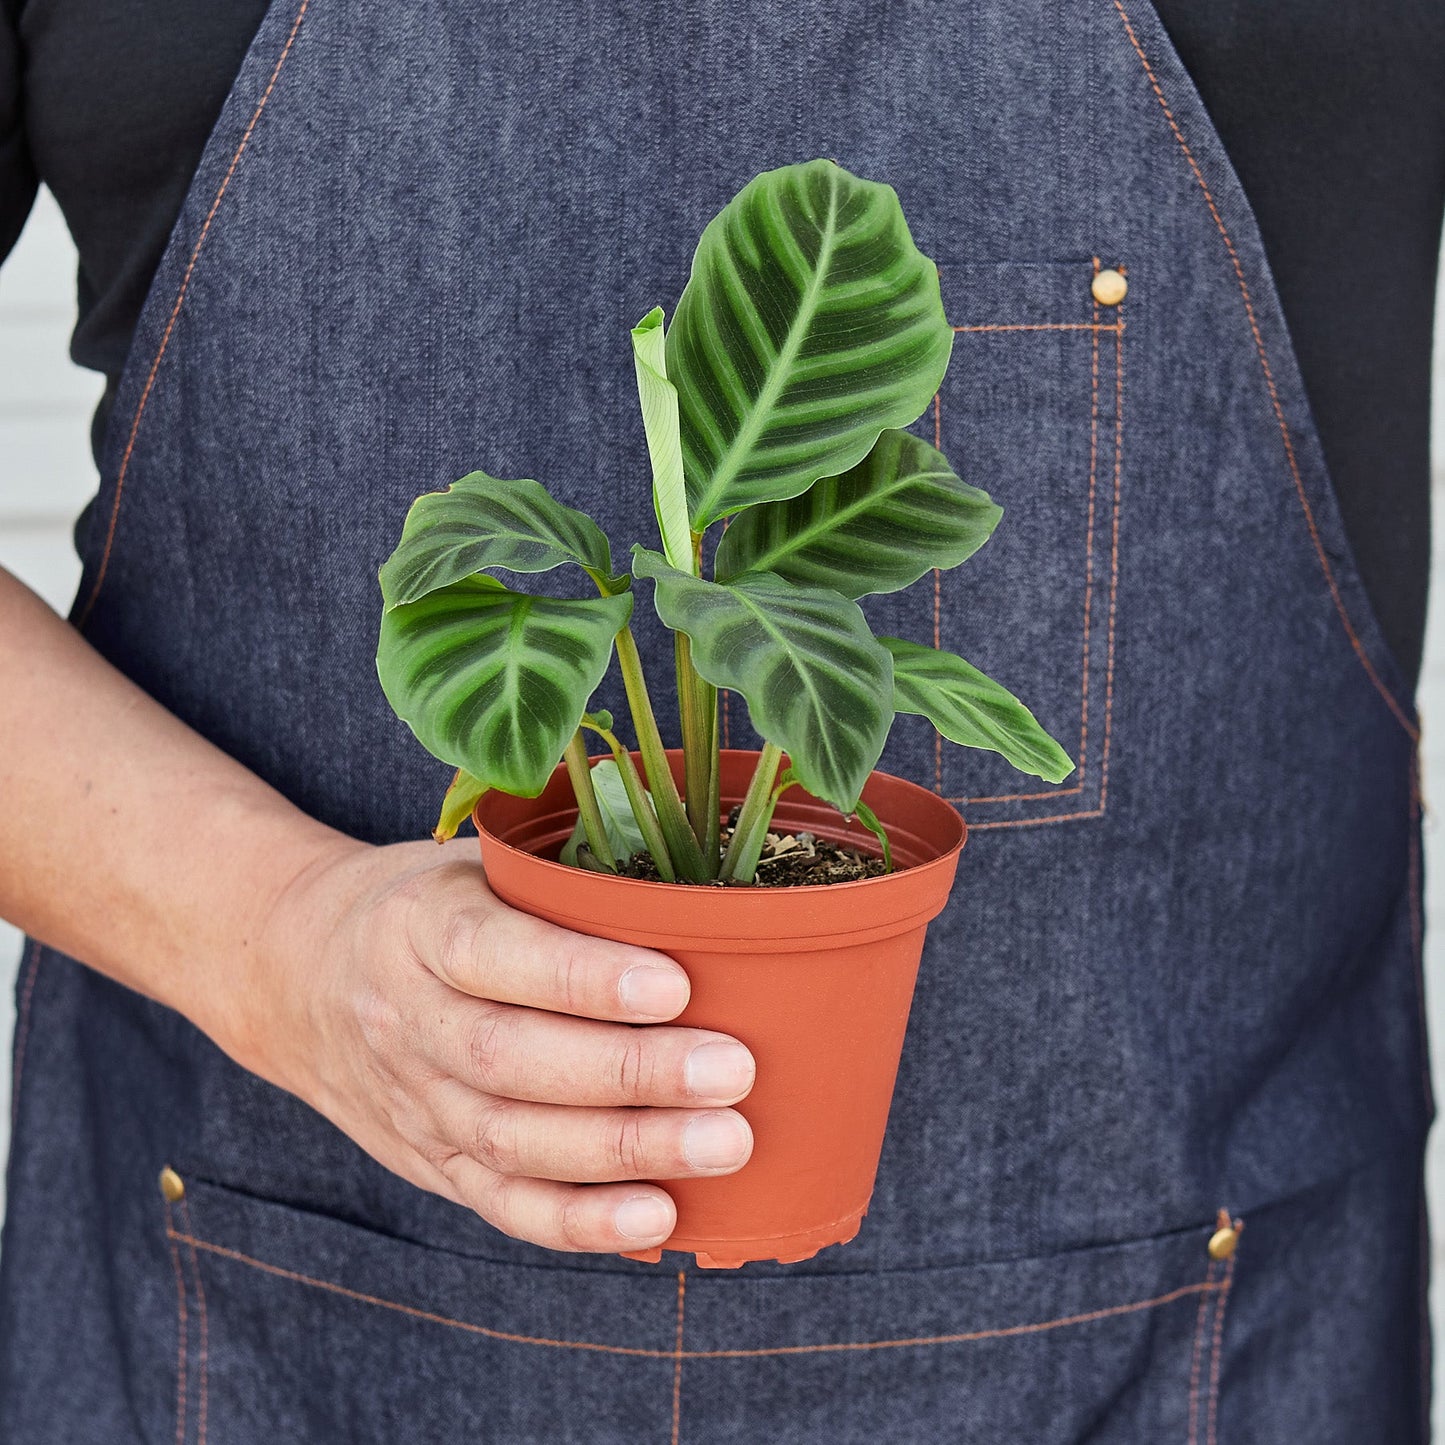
865 259 1126 830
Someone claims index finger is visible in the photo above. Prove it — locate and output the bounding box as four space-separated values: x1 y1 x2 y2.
416 897 691 1023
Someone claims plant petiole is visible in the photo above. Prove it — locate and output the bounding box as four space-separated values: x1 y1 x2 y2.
851 800 893 873
614 624 710 882
579 714 677 882
675 630 719 871
719 742 785 883
562 731 618 871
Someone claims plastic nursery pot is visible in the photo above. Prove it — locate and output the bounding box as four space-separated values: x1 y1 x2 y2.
474 749 966 1269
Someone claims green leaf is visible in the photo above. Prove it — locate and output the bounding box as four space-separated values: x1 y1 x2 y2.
433 768 488 843
667 159 953 529
631 307 694 575
560 757 651 867
882 637 1074 784
379 473 621 608
771 766 800 802
715 429 1001 598
851 799 893 873
377 575 634 796
634 548 893 812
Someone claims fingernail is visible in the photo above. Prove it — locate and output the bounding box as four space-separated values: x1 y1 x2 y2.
683 1112 752 1170
614 1194 672 1241
685 1041 755 1100
619 964 688 1019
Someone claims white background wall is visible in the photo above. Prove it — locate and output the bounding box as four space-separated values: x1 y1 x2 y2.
4 187 1445 1417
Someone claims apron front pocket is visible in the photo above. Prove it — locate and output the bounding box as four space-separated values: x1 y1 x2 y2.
162 1174 1235 1444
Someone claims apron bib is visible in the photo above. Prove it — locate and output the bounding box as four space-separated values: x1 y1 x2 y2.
3 1 1431 1439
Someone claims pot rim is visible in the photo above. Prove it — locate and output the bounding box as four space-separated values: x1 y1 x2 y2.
473 749 966 900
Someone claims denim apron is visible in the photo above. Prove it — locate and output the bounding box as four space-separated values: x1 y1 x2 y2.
1 0 1432 1440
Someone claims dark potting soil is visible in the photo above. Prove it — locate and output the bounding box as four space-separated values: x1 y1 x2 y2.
610 809 888 887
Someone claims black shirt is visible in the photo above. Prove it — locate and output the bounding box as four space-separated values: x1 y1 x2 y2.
3 1 1443 686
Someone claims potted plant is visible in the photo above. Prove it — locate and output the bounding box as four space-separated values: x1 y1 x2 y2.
376 159 1071 1267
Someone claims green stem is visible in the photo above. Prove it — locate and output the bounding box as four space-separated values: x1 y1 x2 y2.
562 731 616 871
704 727 721 868
675 632 719 872
614 625 709 882
719 743 785 883
581 718 677 883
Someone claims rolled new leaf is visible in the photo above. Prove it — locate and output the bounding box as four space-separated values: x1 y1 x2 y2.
715 429 1001 597
633 547 893 813
379 473 623 608
667 159 953 528
631 307 694 575
378 574 634 797
882 636 1074 783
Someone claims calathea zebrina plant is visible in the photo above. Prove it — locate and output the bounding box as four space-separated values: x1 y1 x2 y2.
377 159 1072 885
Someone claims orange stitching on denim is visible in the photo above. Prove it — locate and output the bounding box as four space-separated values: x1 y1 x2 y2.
178 1199 210 1445
958 282 1109 808
943 315 1124 817
1205 1224 1241 1445
1098 318 1125 811
721 691 732 750
953 323 1121 334
9 939 40 1131
961 785 1083 805
971 320 1125 822
165 1202 189 1445
167 1228 1221 1358
682 1280 1218 1359
75 0 312 630
1111 0 1416 743
671 1272 686 1445
1076 271 1103 788
167 1231 675 1357
969 808 1105 831
1186 1258 1219 1445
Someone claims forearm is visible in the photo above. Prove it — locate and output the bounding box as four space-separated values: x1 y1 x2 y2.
0 565 357 1058
0 565 755 1254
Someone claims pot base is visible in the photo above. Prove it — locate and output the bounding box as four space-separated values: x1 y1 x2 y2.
620 1207 866 1269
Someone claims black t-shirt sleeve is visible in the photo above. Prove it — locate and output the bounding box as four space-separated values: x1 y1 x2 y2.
0 0 38 267
1151 0 1445 691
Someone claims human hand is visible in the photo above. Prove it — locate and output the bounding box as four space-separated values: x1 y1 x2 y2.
241 836 755 1253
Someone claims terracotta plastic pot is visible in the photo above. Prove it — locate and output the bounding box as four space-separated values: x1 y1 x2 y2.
474 749 965 1268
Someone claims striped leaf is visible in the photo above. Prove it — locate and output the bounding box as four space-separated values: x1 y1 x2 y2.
379 473 619 609
882 637 1074 784
631 308 694 574
667 159 952 528
714 429 1001 597
377 575 633 797
634 548 893 812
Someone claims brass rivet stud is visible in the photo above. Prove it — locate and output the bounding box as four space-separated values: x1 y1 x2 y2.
1207 1224 1239 1261
1091 268 1128 306
158 1166 186 1203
